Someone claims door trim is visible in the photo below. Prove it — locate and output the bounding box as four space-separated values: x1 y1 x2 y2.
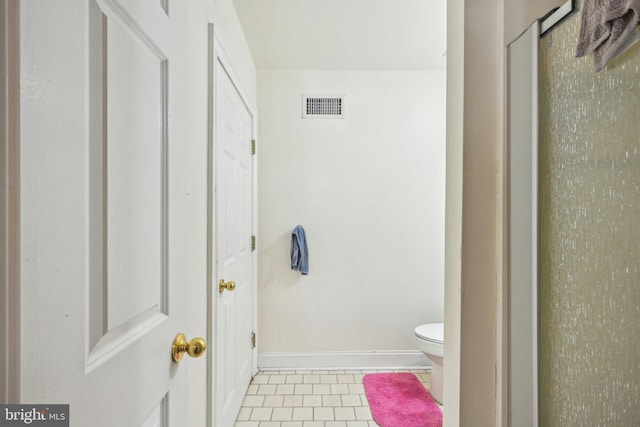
0 0 20 403
207 24 258 427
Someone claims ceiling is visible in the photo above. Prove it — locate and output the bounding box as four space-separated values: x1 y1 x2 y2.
232 0 447 70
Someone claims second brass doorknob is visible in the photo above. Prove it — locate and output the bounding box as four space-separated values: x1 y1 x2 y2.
219 279 236 293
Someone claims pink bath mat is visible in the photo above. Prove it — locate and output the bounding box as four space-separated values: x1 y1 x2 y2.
363 373 442 427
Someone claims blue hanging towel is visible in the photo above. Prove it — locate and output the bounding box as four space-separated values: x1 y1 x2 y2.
291 225 309 275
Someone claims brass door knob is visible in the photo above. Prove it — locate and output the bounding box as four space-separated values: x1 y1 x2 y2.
219 279 236 294
172 333 207 362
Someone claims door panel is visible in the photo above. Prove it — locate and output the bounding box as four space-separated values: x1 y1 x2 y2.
140 396 167 427
105 15 166 331
214 56 255 427
19 1 201 425
97 0 168 350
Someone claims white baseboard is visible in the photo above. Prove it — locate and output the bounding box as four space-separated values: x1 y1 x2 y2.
258 350 430 371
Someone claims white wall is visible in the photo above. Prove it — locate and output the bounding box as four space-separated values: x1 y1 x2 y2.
257 69 446 358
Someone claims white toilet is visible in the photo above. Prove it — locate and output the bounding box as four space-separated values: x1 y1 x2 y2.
414 323 444 404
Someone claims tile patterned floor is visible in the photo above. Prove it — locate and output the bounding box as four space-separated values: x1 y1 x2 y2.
234 369 431 427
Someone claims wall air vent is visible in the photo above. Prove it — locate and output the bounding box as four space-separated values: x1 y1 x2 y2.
302 94 345 119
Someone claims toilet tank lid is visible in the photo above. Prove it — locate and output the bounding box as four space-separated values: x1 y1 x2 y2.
415 323 444 343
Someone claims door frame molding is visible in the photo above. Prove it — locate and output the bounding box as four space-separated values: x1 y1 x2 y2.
0 0 20 404
206 24 258 427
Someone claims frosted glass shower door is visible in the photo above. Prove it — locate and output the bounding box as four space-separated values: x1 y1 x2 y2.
538 1 640 424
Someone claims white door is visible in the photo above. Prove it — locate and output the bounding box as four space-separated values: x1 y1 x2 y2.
18 1 205 426
213 53 256 427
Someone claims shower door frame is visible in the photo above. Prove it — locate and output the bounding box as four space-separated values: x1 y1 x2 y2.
506 2 575 425
507 20 540 427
